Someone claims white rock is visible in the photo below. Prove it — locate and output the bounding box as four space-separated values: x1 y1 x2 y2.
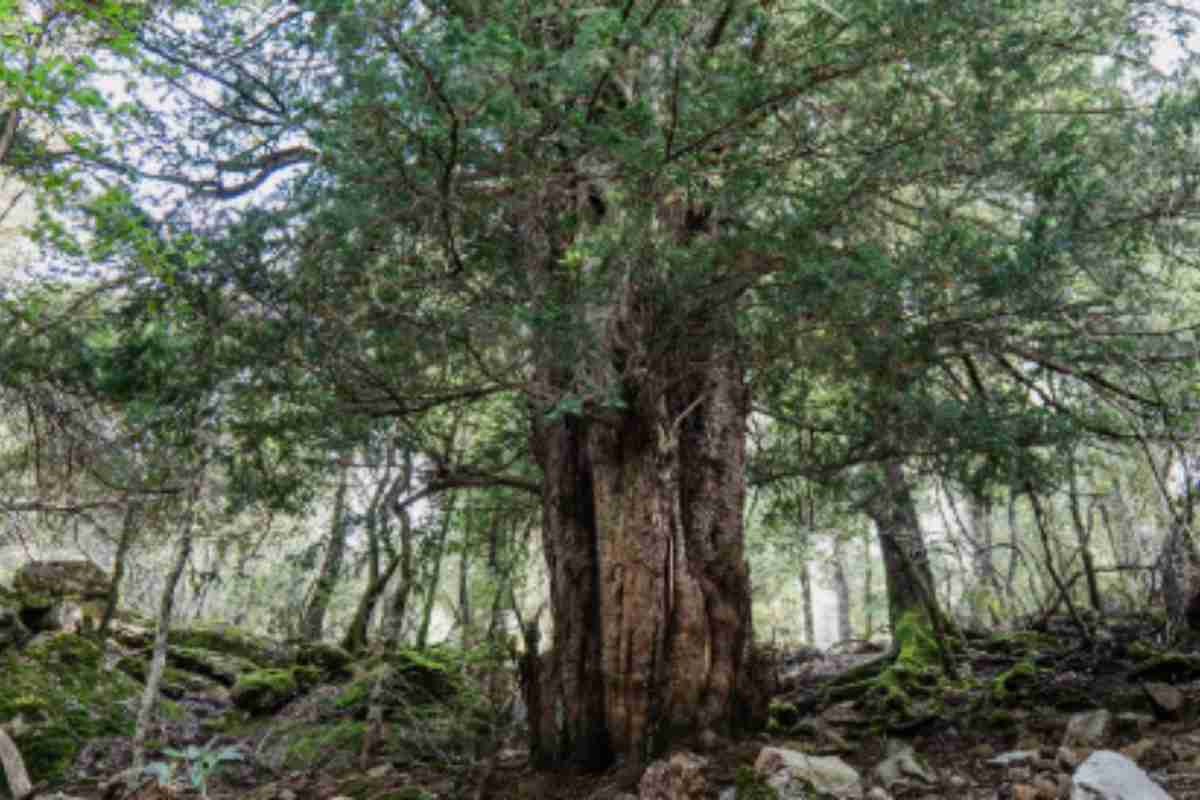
755 746 863 799
1070 750 1172 800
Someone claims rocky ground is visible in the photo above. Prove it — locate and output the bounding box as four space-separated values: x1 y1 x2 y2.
5 563 1200 799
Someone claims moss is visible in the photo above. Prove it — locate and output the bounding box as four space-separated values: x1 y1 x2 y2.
991 660 1039 705
734 765 779 800
0 632 142 787
168 645 260 686
231 668 302 715
281 720 366 769
168 622 284 668
291 641 353 679
1128 652 1200 683
767 700 799 732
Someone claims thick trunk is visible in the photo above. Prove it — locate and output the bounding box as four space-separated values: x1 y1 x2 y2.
530 352 759 767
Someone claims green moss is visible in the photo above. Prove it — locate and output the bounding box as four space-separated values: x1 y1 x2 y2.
0 633 142 787
282 720 366 769
168 622 284 668
231 668 302 715
734 765 779 800
992 660 1039 705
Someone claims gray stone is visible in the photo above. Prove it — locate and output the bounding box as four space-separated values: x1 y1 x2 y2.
755 746 863 799
874 744 936 788
1143 682 1185 718
1070 750 1172 800
987 750 1038 767
1064 709 1112 749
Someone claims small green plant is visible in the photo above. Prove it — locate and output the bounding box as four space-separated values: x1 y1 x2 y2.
145 738 243 798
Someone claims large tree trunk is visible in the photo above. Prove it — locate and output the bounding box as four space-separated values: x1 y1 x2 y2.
529 349 760 768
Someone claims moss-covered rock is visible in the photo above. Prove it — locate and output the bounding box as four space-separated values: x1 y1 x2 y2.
991 660 1040 706
230 668 303 715
1128 652 1200 683
168 645 261 686
168 622 287 668
0 632 142 787
290 641 353 680
115 654 224 699
10 561 110 634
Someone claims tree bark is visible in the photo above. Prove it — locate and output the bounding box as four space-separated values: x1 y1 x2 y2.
798 561 816 646
529 348 759 767
98 500 141 643
830 536 852 644
303 463 351 642
130 485 197 786
862 530 875 639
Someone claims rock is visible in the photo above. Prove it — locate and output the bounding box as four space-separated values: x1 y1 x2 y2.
0 603 29 651
1011 784 1039 800
638 751 707 800
1070 750 1171 800
230 668 303 715
1064 709 1111 749
987 750 1038 767
865 788 891 800
1058 747 1083 769
1112 712 1155 735
1143 683 1185 718
12 561 110 633
874 743 936 788
13 561 109 599
755 746 863 799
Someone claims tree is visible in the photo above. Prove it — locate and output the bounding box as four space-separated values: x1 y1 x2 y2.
9 0 1200 769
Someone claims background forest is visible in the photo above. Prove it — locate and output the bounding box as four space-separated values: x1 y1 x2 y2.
3 0 1200 792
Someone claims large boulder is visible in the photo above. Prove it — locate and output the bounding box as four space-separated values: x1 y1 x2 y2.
754 747 863 799
11 561 110 633
1070 750 1171 800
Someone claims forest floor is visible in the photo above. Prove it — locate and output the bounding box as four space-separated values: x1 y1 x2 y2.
34 614 1200 800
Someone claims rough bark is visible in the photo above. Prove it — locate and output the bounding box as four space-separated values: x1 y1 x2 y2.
303 464 351 642
529 347 759 767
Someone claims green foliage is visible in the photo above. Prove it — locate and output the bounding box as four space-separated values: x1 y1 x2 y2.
145 738 243 798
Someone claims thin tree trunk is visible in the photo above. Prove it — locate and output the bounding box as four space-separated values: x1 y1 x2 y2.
303 463 351 642
458 527 473 648
98 501 141 643
862 529 875 639
798 562 815 645
345 453 413 652
1066 454 1104 613
967 492 1001 626
416 497 456 649
130 486 197 786
830 536 852 644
